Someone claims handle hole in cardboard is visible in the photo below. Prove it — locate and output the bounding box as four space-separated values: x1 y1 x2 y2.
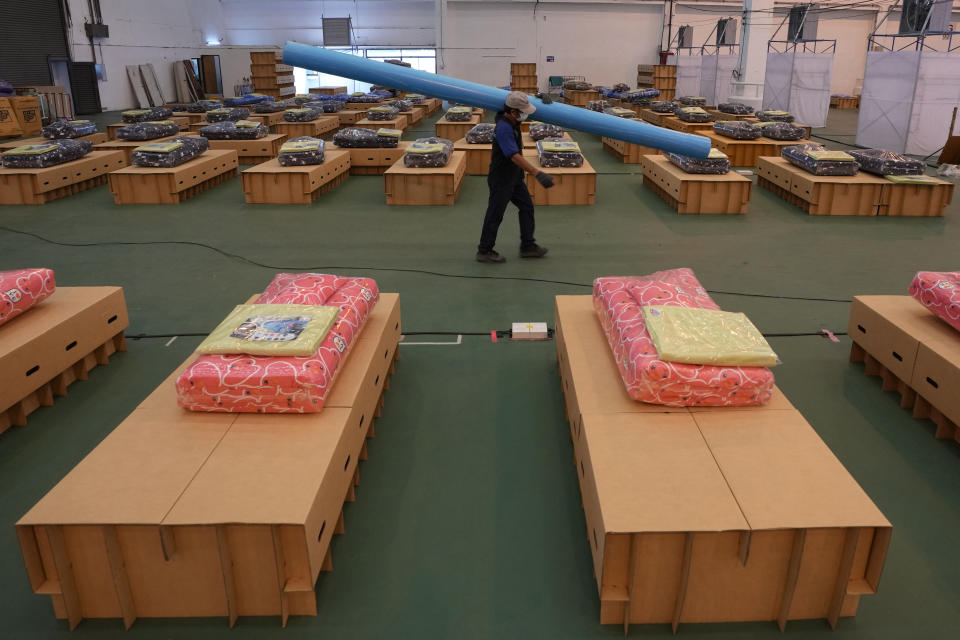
317 520 326 542
384 349 388 359
26 365 39 377
107 314 118 324
592 529 598 549
579 460 584 477
857 324 866 334
926 377 939 389
892 351 903 362
344 455 351 471
374 374 380 386
65 340 77 351
359 414 365 430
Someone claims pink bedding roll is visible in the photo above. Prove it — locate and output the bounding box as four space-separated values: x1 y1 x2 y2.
909 271 960 333
0 268 56 327
593 268 775 407
176 273 379 413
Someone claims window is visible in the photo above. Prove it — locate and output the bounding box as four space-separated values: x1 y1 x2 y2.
296 47 437 94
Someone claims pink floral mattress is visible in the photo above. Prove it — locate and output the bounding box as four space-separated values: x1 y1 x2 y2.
0 268 56 328
176 273 379 413
593 269 775 407
910 271 960 333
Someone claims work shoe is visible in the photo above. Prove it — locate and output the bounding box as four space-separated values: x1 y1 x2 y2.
520 244 549 258
476 250 506 263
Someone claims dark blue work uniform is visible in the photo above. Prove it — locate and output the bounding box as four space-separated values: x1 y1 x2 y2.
477 112 536 253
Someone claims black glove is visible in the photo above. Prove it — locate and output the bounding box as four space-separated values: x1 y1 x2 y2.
538 92 554 105
536 171 555 189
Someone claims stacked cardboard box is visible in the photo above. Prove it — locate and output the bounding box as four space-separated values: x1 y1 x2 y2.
250 51 295 100
638 64 676 101
0 96 42 137
510 63 538 94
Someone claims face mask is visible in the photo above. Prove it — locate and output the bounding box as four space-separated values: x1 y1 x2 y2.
516 112 528 122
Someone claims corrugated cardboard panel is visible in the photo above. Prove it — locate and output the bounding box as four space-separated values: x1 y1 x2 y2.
848 295 936 381
694 410 889 531
914 340 960 426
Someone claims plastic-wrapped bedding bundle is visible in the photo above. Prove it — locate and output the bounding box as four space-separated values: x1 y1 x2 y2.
603 107 636 119
187 100 221 113
564 80 593 91
593 269 775 407
175 273 380 413
42 118 97 139
130 136 209 168
199 120 268 140
375 128 401 148
389 99 412 112
755 109 794 122
292 94 314 104
667 148 730 175
223 94 270 106
713 120 762 140
622 88 660 103
465 123 495 144
206 107 250 123
677 96 707 106
650 101 676 113
347 93 381 103
756 121 805 141
613 83 630 93
319 100 345 113
116 120 180 141
1 139 92 168
277 137 325 167
586 100 611 112
284 107 322 122
529 122 564 141
253 100 287 113
332 127 379 148
367 105 400 121
537 139 584 168
910 272 960 333
675 106 713 123
781 143 859 176
405 93 425 105
403 137 454 168
121 107 173 123
444 106 473 122
0 268 56 327
717 102 753 115
847 149 925 176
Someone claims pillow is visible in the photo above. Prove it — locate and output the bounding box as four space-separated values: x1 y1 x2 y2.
0 268 56 327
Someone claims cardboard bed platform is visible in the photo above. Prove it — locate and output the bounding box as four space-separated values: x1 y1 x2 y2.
702 131 805 168
207 133 287 165
640 109 673 127
328 142 411 175
354 115 408 132
107 149 239 205
452 139 492 175
171 111 205 125
310 86 347 96
757 156 887 216
555 295 891 632
706 110 757 122
108 117 189 140
247 111 286 129
564 89 600 107
17 293 401 629
384 151 467 205
601 137 661 163
274 116 339 140
241 149 351 204
1 287 129 434
521 131 572 149
435 115 481 143
662 117 716 134
641 154 751 214
0 133 108 151
523 152 596 205
849 295 960 443
338 110 366 126
94 136 179 165
0 150 126 205
423 98 442 115
397 108 422 125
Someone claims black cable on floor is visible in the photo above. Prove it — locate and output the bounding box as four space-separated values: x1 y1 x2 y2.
126 329 845 340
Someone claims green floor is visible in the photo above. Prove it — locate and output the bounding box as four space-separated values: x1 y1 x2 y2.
1 108 958 638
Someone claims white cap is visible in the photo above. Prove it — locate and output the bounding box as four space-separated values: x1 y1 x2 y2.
505 91 536 115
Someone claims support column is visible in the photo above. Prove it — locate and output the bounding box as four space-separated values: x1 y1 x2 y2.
729 0 777 109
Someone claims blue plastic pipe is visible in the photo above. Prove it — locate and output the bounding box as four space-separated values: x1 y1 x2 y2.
283 42 711 158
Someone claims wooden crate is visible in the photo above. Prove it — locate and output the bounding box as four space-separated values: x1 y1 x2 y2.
878 178 953 217
511 74 538 88
94 136 180 165
107 149 238 205
252 75 295 89
511 63 536 75
247 111 286 129
641 154 751 214
756 156 886 216
384 151 467 205
255 86 296 100
564 89 600 107
601 137 660 163
452 139 492 175
0 132 107 151
207 133 287 165
521 131 572 149
523 152 596 205
354 115 408 132
640 109 673 127
310 86 348 96
835 97 859 109
0 150 126 205
274 116 339 140
242 150 351 204
658 88 676 102
1 287 129 434
701 131 802 168
662 117 716 134
327 142 410 176
171 111 205 125
338 110 365 126
107 117 189 140
554 295 891 631
250 51 279 64
17 294 401 629
435 115 481 143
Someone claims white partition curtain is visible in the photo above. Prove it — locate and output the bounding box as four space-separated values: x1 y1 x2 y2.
696 55 737 105
715 55 738 105
676 55 702 99
858 50 960 156
699 56 718 104
762 52 834 128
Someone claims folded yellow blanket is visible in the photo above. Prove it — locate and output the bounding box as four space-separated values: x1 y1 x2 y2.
196 303 339 356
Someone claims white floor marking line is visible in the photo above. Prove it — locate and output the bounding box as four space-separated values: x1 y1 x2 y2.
165 336 178 347
399 334 463 346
